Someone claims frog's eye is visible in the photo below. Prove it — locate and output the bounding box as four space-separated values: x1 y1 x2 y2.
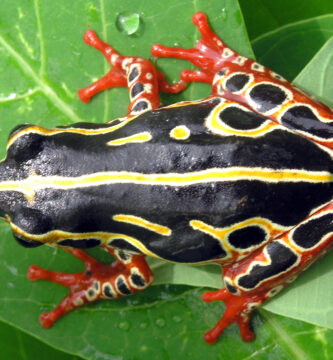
6 132 44 163
12 207 53 236
13 232 44 248
8 124 33 141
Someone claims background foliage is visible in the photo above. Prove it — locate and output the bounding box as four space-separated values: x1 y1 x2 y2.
0 0 332 359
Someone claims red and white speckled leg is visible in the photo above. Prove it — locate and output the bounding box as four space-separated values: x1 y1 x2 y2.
27 247 153 328
152 12 333 150
78 30 186 115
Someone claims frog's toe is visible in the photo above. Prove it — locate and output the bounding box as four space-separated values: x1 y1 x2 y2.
39 291 88 328
202 288 259 344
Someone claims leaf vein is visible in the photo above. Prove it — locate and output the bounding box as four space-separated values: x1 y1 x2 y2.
0 34 84 123
33 0 45 77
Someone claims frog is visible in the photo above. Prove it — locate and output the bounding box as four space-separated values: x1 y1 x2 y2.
1 12 332 345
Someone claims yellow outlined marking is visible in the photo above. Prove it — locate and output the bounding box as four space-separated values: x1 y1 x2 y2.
7 115 137 149
190 217 289 255
107 132 152 146
162 97 217 109
287 209 333 253
234 239 300 291
9 222 161 259
206 102 279 137
245 81 293 117
113 214 171 236
169 125 191 140
9 221 216 265
0 167 330 201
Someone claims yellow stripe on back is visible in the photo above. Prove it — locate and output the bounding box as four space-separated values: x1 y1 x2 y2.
107 132 152 146
0 167 331 201
7 115 138 149
113 214 171 235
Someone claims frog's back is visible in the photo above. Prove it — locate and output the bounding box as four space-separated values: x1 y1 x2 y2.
3 97 333 263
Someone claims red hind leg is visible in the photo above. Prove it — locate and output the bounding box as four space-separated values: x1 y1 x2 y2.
27 247 153 328
78 30 186 115
203 202 333 344
152 12 333 151
202 288 256 344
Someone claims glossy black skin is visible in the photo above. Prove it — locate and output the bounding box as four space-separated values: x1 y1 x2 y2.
1 97 332 263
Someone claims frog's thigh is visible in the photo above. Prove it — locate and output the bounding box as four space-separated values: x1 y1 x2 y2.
223 202 333 297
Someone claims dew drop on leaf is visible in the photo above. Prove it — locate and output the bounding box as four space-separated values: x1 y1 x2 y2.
140 322 148 329
172 315 182 323
221 8 227 20
118 321 131 331
155 318 166 328
116 12 143 36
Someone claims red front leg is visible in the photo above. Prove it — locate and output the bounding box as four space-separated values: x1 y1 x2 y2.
78 30 186 116
27 247 153 328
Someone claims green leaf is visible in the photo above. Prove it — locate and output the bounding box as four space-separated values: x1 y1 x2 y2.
239 0 333 41
0 320 79 360
250 15 333 80
0 0 332 359
294 37 333 106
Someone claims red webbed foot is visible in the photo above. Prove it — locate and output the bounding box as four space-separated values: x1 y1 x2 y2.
27 248 153 328
202 288 262 344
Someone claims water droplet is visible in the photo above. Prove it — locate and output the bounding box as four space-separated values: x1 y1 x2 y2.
116 12 142 36
140 345 148 352
118 321 131 331
140 322 148 329
173 42 180 47
8 265 18 276
221 8 227 20
155 318 165 328
172 315 182 323
3 261 18 276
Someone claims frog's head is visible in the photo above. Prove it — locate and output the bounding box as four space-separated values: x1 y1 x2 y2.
0 124 57 248
0 121 118 249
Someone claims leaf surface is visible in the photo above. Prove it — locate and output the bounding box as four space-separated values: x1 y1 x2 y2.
0 320 78 360
239 0 333 40
0 1 332 359
250 15 333 80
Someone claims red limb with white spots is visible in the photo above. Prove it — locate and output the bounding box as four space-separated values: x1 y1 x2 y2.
27 247 153 328
152 12 333 150
78 30 186 115
202 202 333 344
